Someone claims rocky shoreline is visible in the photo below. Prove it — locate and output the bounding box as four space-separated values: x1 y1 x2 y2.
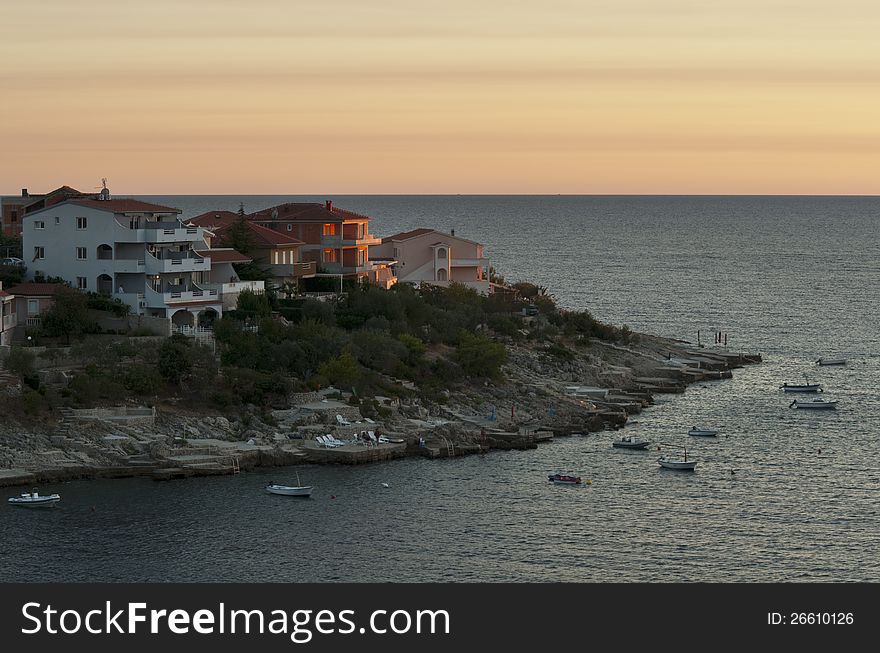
0 333 760 488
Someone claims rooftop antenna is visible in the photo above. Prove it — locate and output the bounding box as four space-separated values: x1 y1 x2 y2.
95 177 111 200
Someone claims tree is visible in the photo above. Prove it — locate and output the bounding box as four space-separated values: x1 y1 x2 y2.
455 332 508 379
41 286 93 344
235 289 271 319
158 334 194 386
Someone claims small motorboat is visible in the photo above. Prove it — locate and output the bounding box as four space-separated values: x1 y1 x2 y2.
688 426 719 437
780 382 822 393
8 490 61 508
816 358 847 366
789 398 838 410
548 471 583 485
612 435 651 449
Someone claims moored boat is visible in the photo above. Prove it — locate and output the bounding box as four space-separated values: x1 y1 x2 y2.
789 398 837 410
688 426 719 437
658 447 696 471
266 484 313 497
816 358 846 366
548 471 583 485
780 382 822 393
612 435 651 449
8 491 61 508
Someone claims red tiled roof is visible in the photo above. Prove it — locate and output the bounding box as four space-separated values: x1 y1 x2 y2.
249 202 371 223
187 211 240 229
69 199 181 214
5 283 65 296
203 248 252 264
382 228 435 243
210 220 304 248
0 289 11 298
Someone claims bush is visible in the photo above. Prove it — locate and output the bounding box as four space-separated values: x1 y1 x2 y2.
455 332 507 379
4 346 35 378
318 351 362 389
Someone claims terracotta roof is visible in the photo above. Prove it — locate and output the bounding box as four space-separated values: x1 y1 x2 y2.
69 199 182 214
5 283 65 296
249 202 370 223
0 289 11 298
187 211 240 229
203 248 252 264
382 228 436 243
211 220 304 248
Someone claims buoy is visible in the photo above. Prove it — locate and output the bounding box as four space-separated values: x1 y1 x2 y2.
586 479 592 485
381 483 390 488
330 495 336 499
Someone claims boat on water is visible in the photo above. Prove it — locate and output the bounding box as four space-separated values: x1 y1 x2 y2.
8 491 61 508
612 435 651 449
780 382 822 393
789 398 838 410
688 426 719 437
816 358 847 366
265 472 313 497
548 471 583 485
658 448 696 471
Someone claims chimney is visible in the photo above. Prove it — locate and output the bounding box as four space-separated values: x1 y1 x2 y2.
21 188 28 197
451 228 455 236
325 200 332 211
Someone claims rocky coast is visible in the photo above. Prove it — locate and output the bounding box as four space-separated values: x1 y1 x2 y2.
0 333 759 488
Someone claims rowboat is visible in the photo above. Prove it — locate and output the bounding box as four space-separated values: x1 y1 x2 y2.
816 358 846 366
789 398 837 410
548 471 583 485
658 447 696 471
265 472 313 497
780 382 822 393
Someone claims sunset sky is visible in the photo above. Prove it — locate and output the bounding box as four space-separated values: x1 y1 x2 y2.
2 0 879 194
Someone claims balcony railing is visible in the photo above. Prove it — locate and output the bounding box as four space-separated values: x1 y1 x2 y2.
144 285 219 307
200 280 265 295
145 250 207 274
2 314 15 329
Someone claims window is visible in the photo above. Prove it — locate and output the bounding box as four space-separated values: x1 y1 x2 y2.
322 248 337 263
11 211 17 221
33 246 44 260
77 277 87 290
286 223 292 231
55 216 60 225
34 220 45 230
322 223 336 236
76 217 87 230
76 247 87 260
27 299 39 316
437 247 447 259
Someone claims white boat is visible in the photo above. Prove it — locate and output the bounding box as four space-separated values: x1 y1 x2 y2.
789 398 838 410
612 435 651 449
816 358 846 366
658 448 696 471
265 472 313 497
780 382 822 393
8 490 61 508
688 426 719 437
548 471 583 485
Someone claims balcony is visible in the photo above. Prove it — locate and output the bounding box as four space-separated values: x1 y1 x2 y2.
113 218 204 244
2 313 15 330
145 250 207 274
320 234 381 247
115 258 146 273
144 285 219 308
200 280 265 295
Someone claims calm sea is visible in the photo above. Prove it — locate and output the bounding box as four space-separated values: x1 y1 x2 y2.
3 196 879 582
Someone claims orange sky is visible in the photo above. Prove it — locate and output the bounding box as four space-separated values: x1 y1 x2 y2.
2 0 880 194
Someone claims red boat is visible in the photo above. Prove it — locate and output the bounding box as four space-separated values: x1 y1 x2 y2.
548 471 582 485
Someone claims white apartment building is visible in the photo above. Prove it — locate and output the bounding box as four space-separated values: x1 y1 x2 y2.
22 192 262 328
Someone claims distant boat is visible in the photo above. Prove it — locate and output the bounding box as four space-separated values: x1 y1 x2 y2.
816 358 846 366
265 472 313 497
789 398 838 410
8 490 61 508
658 447 696 471
612 435 651 449
688 426 719 437
780 382 822 393
548 471 583 485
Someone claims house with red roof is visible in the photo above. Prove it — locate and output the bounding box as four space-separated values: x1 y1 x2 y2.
247 200 383 281
0 185 88 236
20 186 262 328
187 211 317 289
369 228 489 294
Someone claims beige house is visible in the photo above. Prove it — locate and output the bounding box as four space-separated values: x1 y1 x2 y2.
370 228 489 294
